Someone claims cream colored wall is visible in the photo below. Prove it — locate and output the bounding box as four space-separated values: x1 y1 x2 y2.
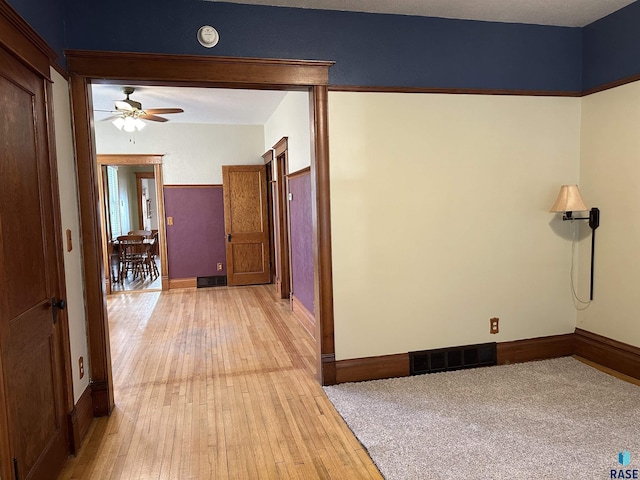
94 122 265 184
578 80 640 348
51 69 90 402
329 91 582 360
264 91 312 172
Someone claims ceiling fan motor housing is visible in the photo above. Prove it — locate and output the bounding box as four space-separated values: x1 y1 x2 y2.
121 87 142 110
106 86 184 124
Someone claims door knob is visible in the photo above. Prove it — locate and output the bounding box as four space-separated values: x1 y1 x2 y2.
51 297 66 324
52 298 67 310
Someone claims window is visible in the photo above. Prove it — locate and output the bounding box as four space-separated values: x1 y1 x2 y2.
107 166 121 239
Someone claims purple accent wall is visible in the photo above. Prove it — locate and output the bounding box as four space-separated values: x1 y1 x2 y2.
288 172 314 314
164 186 226 279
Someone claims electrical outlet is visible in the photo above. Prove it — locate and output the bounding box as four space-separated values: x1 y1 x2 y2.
217 263 223 271
490 317 499 334
79 356 85 379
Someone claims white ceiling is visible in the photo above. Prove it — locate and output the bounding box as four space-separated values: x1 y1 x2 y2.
209 0 636 27
92 85 288 125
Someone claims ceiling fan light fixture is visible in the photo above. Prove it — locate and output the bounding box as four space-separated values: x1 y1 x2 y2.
112 116 125 130
104 87 183 132
123 115 137 132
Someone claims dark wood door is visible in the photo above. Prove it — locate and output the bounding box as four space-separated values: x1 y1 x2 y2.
0 45 68 480
222 165 271 286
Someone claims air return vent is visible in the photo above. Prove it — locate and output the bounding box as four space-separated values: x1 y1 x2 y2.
197 275 227 288
409 342 496 375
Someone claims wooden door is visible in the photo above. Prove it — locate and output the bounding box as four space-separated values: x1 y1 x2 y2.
0 45 69 479
222 165 271 286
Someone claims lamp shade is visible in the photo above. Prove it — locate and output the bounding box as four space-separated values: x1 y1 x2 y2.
549 185 589 213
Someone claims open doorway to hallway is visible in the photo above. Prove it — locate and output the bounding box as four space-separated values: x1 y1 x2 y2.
69 53 334 420
89 79 317 392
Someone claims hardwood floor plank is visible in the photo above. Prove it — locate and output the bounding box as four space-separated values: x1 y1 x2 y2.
58 285 382 479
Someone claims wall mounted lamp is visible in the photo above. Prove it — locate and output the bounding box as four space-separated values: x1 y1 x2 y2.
549 185 600 300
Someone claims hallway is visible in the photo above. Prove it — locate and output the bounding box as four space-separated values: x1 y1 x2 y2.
58 286 381 479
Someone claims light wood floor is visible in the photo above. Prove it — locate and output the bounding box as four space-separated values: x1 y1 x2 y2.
111 259 162 293
58 285 382 480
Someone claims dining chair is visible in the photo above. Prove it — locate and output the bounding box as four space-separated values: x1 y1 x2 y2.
108 240 120 284
144 232 160 279
128 229 152 237
117 235 146 281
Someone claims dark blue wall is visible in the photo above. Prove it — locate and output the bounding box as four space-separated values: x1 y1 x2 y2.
7 0 66 62
8 0 640 93
59 0 582 92
582 1 640 91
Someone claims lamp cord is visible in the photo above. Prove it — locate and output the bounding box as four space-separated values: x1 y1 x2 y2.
570 224 591 310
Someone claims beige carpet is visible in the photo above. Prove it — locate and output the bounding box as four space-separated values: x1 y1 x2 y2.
324 357 640 479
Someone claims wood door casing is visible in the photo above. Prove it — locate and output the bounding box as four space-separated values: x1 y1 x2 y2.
264 157 277 285
0 44 69 480
274 146 291 300
222 165 271 286
264 138 291 300
67 52 336 405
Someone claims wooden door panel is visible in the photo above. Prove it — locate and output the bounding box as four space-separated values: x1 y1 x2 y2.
9 326 58 473
231 243 265 272
0 45 68 480
0 75 50 319
223 165 270 286
227 170 264 232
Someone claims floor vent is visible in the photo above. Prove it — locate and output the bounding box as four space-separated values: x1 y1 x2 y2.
196 275 227 288
409 342 496 375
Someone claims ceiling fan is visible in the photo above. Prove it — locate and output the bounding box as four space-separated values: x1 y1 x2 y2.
102 87 184 131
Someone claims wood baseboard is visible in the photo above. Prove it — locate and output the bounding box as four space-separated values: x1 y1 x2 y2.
291 295 315 340
67 385 93 454
90 380 113 417
321 353 337 386
328 331 639 385
574 328 640 381
169 277 197 289
335 353 410 384
333 334 573 384
496 333 575 365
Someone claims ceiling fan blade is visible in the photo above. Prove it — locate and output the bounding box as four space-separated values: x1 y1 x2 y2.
115 100 134 111
139 113 169 122
143 108 184 115
94 109 117 113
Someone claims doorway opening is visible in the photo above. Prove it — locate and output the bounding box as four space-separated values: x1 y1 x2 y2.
68 51 336 418
96 154 166 294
